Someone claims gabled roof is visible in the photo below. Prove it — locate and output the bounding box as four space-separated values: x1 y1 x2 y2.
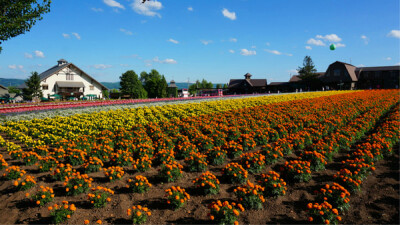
228 78 266 88
289 75 301 82
0 84 8 90
248 79 267 87
38 61 108 90
356 65 400 72
39 63 71 80
343 64 358 82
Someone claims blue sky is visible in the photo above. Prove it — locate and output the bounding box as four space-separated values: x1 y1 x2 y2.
0 0 399 83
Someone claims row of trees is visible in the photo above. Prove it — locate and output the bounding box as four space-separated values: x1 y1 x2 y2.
188 80 227 95
119 69 168 99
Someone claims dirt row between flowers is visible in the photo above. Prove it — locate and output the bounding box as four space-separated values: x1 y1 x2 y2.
0 142 398 225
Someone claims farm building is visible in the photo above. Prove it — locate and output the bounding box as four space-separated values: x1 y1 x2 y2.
228 73 267 94
0 84 8 96
270 61 400 92
20 59 108 100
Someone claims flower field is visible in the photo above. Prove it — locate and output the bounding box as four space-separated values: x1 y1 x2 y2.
0 90 398 224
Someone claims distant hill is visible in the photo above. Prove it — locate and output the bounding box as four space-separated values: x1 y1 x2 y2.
0 78 222 90
0 78 25 87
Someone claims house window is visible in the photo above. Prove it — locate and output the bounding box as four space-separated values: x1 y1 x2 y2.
66 73 74 80
90 85 94 90
42 84 48 90
334 69 341 76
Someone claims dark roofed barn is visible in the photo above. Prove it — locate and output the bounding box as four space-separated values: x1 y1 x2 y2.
228 73 267 94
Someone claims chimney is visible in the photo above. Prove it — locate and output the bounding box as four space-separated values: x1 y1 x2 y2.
244 73 252 80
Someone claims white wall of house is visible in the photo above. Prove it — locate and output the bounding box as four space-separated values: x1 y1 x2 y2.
40 66 104 98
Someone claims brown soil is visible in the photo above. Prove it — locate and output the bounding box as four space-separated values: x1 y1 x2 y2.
0 142 398 225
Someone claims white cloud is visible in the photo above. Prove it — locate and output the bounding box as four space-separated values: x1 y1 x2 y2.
201 40 213 45
188 6 193 11
387 30 400 39
222 8 236 20
265 49 292 56
336 43 346 48
167 38 179 44
265 42 270 46
120 28 133 35
240 49 256 56
72 32 81 40
103 0 125 9
307 38 325 46
34 50 45 58
229 49 235 54
251 45 256 49
120 64 129 67
229 38 237 42
288 69 298 74
145 63 152 67
386 57 392 61
305 46 312 50
91 8 104 12
24 53 33 58
316 34 342 42
361 35 368 44
62 33 70 38
92 64 112 69
153 56 177 64
131 0 162 17
8 65 24 71
265 49 282 55
395 62 400 66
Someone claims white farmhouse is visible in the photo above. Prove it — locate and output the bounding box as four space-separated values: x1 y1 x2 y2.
37 59 107 99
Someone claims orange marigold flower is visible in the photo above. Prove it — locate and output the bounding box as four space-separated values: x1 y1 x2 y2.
96 220 102 224
84 220 90 224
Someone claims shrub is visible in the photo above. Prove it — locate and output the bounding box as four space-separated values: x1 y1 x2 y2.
159 161 184 182
48 201 76 225
234 180 265 209
208 200 244 225
222 162 248 184
261 144 284 165
64 172 93 196
127 175 152 193
206 147 227 166
165 186 190 210
192 171 220 195
83 157 103 173
14 175 36 191
184 152 208 172
22 151 41 166
37 156 58 172
257 171 287 197
103 166 124 182
87 186 114 208
306 201 341 225
52 163 74 181
31 186 54 206
132 155 152 172
315 183 351 212
2 166 26 180
281 160 312 182
127 205 151 224
240 151 266 174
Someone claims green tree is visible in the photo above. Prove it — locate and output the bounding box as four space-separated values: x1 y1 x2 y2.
0 0 51 53
297 56 318 80
223 84 228 89
7 86 21 94
102 89 109 99
188 79 214 95
23 71 42 100
216 84 222 89
140 69 167 98
120 70 147 99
